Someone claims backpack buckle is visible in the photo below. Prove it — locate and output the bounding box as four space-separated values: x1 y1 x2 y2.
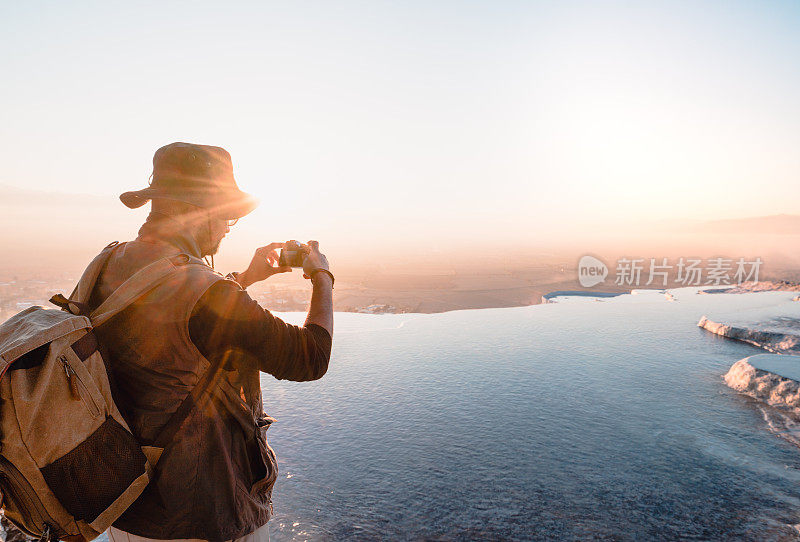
38 523 51 542
49 294 89 316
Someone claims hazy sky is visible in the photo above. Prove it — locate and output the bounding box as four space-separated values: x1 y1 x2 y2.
1 1 799 266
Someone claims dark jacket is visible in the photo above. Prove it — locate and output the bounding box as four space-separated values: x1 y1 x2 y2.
87 220 330 541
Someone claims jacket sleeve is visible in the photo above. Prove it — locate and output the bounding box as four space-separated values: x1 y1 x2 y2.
188 280 331 381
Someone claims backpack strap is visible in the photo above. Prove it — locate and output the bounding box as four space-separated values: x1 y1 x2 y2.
135 353 227 483
145 346 228 463
59 248 227 468
70 241 122 305
87 252 226 466
88 253 203 328
50 241 122 315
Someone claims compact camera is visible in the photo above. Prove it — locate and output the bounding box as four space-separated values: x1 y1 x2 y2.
279 240 309 268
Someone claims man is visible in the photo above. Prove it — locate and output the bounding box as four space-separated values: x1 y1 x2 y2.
87 142 333 542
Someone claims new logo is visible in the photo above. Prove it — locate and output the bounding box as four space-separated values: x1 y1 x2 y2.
578 255 608 287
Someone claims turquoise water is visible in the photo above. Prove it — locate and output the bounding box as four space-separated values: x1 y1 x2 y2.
264 291 800 541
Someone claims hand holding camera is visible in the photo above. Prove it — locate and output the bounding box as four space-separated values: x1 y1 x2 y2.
237 240 331 289
302 241 332 284
236 242 292 288
279 240 332 285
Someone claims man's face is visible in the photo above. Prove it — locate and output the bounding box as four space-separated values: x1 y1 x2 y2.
199 214 231 257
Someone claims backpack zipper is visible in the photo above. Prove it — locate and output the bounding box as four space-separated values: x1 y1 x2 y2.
0 456 61 539
61 359 80 399
59 355 101 417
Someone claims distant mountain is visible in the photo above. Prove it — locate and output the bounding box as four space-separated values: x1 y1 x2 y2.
0 183 110 207
0 184 145 273
702 214 800 235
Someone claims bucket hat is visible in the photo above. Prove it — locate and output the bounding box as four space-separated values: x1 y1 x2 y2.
120 142 258 220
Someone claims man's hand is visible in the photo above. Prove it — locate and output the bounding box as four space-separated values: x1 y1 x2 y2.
303 240 333 335
302 240 330 280
237 243 292 288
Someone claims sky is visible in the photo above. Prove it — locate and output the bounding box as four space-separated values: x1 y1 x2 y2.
1 1 799 270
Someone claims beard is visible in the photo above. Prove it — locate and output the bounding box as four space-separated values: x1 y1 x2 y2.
197 216 228 257
203 237 223 257
198 229 225 257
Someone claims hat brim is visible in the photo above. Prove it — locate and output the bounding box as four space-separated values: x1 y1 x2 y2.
120 187 259 220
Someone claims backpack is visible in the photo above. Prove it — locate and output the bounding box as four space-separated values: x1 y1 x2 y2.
0 241 223 542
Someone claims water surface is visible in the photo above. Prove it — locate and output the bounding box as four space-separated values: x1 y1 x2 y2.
265 291 800 540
